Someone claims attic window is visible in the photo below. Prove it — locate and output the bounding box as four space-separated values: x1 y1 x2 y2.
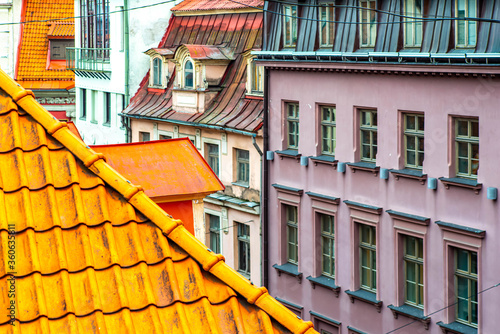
184 59 194 89
247 59 263 96
152 58 162 86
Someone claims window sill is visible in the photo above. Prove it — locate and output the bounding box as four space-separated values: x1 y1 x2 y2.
347 161 380 176
79 117 86 121
90 120 98 124
436 321 477 334
232 182 249 188
388 304 430 329
273 263 302 283
306 275 340 297
103 122 111 127
237 270 251 280
275 150 301 162
147 86 167 93
345 289 382 312
438 177 482 194
390 168 427 184
310 155 338 168
246 92 264 98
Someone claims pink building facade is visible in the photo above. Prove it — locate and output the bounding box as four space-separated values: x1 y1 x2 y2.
259 1 500 333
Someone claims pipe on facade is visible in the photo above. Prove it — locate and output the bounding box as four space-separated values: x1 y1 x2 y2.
252 136 263 156
124 0 131 143
262 65 269 289
120 113 258 138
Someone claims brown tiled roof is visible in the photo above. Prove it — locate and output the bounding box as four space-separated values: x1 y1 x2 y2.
172 0 263 12
0 70 317 333
123 11 263 133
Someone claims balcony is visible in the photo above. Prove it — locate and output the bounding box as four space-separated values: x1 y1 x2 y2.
66 47 111 79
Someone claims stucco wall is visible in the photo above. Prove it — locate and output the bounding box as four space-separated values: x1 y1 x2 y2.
266 68 500 334
130 118 263 286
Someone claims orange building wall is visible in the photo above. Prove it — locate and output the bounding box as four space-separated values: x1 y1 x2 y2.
157 200 194 235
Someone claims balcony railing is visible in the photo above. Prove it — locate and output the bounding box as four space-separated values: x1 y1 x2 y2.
66 47 111 72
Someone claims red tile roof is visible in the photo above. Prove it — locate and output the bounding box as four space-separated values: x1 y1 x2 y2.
172 0 263 12
124 10 263 133
15 0 74 87
91 138 224 201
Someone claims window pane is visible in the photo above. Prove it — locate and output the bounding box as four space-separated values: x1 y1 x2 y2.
457 120 468 136
456 249 469 271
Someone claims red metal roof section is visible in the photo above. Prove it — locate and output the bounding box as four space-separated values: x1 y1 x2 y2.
183 45 233 60
91 138 224 201
124 10 264 133
16 0 74 86
172 0 263 12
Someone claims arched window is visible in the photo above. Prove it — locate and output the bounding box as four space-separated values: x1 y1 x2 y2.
153 58 162 86
184 60 194 89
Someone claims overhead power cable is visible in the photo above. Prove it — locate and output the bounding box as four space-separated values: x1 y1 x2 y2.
0 0 179 27
227 0 500 25
385 282 500 333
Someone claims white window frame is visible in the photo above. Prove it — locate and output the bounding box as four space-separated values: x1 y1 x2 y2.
246 58 264 96
157 130 173 140
150 56 164 87
403 0 423 47
282 4 298 48
318 3 335 47
183 57 195 89
455 0 477 48
202 137 221 177
358 0 377 48
204 208 223 254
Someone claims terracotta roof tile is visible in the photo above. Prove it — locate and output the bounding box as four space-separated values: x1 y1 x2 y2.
172 0 263 12
0 70 317 333
91 139 224 201
16 0 74 85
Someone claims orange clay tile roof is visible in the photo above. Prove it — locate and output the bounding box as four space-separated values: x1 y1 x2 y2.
172 0 263 12
91 139 224 202
47 21 75 38
0 69 317 334
15 0 74 86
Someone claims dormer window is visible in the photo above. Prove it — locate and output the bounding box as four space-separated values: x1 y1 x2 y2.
246 58 263 96
153 58 162 86
184 59 194 89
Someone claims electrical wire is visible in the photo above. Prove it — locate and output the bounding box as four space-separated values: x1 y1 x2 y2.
385 282 500 333
0 0 179 27
227 0 500 24
2 0 499 27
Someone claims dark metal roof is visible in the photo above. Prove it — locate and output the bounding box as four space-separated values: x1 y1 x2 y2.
124 12 263 133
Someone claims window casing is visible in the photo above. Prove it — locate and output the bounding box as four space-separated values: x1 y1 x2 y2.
321 106 336 155
360 109 377 162
208 214 221 254
153 58 162 86
80 88 87 120
80 0 110 59
455 0 477 48
236 149 250 185
319 3 335 47
455 248 478 327
359 0 377 47
250 60 264 94
206 143 220 176
455 118 479 178
139 132 150 142
286 205 299 264
321 213 335 278
404 236 424 308
404 0 423 47
287 103 300 150
359 224 376 292
104 92 111 125
283 5 298 48
184 59 194 89
404 113 424 169
237 223 251 277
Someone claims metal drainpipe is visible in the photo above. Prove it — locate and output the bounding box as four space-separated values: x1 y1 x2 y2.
124 0 131 143
262 65 269 289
